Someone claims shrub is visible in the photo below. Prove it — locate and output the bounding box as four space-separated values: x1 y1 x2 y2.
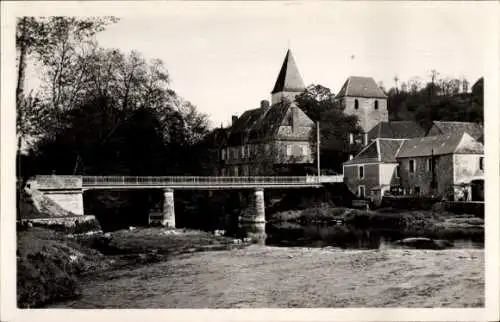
17 250 82 308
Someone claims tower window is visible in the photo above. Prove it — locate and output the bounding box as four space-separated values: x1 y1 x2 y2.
479 157 484 170
358 165 364 179
374 100 379 110
354 99 359 110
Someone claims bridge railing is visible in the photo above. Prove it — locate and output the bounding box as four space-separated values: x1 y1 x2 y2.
82 176 321 186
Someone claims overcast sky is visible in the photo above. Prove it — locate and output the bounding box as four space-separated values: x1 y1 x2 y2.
24 2 497 127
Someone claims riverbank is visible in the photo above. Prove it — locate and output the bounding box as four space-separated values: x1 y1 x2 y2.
269 205 484 238
52 245 484 308
17 226 246 308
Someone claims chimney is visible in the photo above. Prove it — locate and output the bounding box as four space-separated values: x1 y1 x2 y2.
232 115 238 125
260 100 270 109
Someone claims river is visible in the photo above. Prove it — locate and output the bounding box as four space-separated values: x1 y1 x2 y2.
183 220 484 250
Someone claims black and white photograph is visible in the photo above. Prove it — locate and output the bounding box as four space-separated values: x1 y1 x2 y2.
1 1 499 321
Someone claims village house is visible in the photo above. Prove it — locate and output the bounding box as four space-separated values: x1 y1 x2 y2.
396 132 484 201
343 138 406 200
218 49 315 176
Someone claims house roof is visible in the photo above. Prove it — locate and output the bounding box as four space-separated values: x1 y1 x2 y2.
227 102 305 145
368 121 426 141
397 132 483 158
344 138 406 166
429 121 484 141
271 49 306 94
335 76 387 99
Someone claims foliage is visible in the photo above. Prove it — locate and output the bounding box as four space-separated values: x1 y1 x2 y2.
386 72 483 131
295 84 363 172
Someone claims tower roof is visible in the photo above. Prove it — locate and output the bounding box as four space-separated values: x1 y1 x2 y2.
271 49 306 94
335 76 387 99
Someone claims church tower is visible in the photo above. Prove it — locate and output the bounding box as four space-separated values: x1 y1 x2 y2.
335 76 388 135
271 49 306 105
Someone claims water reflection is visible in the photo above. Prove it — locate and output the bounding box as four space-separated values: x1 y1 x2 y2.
222 222 483 250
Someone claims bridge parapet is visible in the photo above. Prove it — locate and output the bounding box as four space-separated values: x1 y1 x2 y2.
34 175 83 191
82 176 321 187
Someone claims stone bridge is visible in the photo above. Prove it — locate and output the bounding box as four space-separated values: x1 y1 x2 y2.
30 175 343 227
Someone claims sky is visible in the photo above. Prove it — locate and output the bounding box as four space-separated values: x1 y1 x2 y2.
25 2 497 127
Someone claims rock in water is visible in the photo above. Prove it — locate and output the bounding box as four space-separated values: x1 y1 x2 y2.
394 237 453 250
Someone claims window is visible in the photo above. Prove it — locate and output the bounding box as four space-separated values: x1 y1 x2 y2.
374 100 379 110
302 145 310 156
480 157 484 170
241 146 245 159
349 133 354 144
286 145 292 156
221 149 226 161
409 159 416 173
246 145 251 159
358 165 364 179
221 168 226 176
354 99 359 110
395 165 400 178
414 187 420 195
426 158 433 172
358 186 366 198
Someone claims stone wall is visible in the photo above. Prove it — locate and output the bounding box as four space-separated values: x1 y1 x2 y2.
342 97 388 133
43 191 84 215
398 154 454 198
343 163 379 197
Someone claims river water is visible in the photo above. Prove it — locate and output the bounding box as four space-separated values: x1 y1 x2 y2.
187 221 484 250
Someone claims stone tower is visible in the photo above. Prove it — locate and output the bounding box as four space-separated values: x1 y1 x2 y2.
271 49 306 105
335 76 388 134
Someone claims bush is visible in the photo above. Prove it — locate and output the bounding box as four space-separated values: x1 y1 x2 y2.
17 250 82 308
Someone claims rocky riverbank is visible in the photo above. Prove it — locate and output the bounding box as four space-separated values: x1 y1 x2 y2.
269 205 484 238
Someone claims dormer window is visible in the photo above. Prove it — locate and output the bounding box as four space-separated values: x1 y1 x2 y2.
374 100 379 110
354 99 359 110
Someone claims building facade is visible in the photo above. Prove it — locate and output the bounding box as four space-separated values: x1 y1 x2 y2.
396 132 484 201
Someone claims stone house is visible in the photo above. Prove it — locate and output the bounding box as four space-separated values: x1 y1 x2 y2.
343 138 407 199
426 120 484 142
396 132 484 201
218 49 315 176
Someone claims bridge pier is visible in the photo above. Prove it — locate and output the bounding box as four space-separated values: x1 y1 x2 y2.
239 188 266 223
162 188 176 228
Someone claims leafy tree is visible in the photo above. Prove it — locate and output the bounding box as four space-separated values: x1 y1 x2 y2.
296 84 362 173
16 17 119 179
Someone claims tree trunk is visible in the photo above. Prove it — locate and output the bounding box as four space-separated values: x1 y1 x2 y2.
16 17 28 179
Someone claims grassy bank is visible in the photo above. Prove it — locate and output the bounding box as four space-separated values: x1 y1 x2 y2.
17 226 246 308
269 205 484 237
51 245 484 308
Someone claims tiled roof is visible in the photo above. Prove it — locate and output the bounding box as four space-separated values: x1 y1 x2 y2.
271 49 305 94
344 138 405 165
397 132 482 158
379 139 406 162
368 121 425 141
429 121 484 141
335 76 387 99
227 102 300 145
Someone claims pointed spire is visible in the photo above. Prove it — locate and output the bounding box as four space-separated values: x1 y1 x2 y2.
271 49 305 94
